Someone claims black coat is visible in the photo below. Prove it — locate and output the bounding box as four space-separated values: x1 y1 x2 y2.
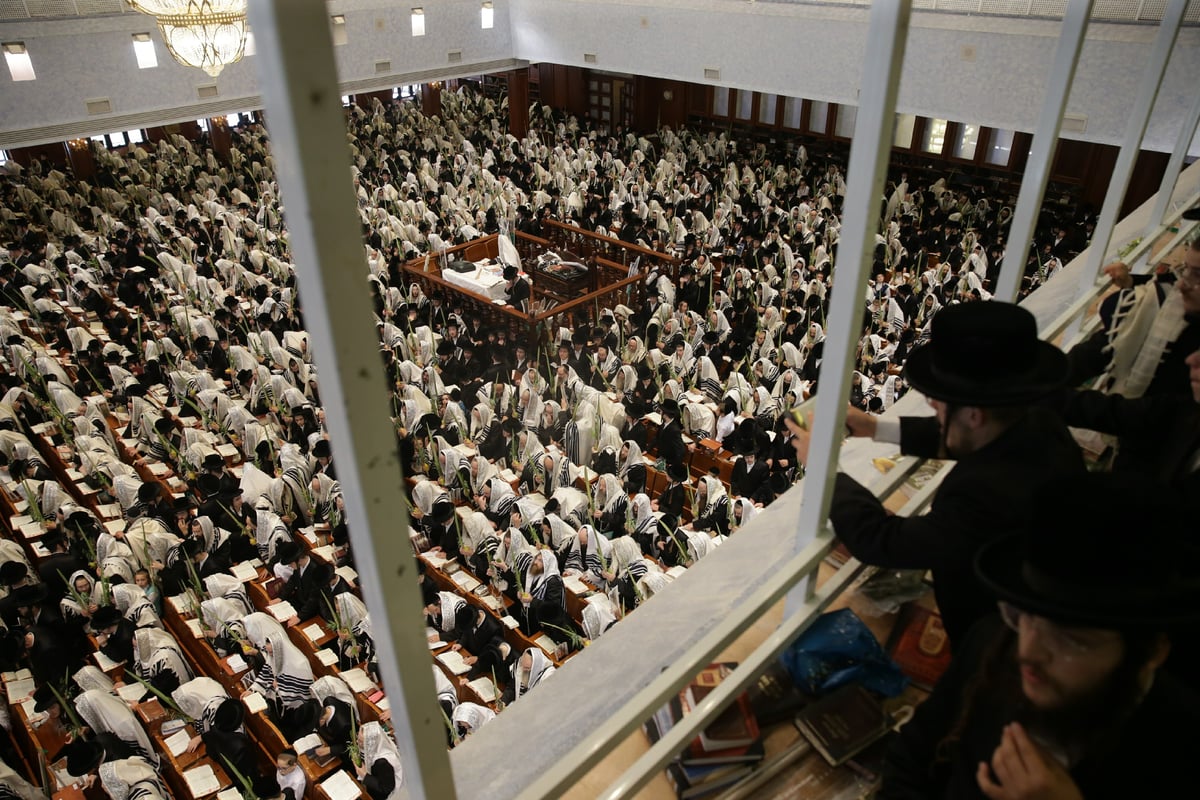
1059 388 1200 493
829 409 1084 649
880 616 1200 800
655 419 687 471
37 552 91 604
656 481 686 520
730 458 772 505
279 559 331 621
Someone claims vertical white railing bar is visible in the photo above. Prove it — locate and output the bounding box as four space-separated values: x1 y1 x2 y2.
1142 90 1200 250
785 0 913 616
994 0 1093 304
1071 0 1186 303
246 2 459 798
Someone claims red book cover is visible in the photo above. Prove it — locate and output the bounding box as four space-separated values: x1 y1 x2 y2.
886 603 952 691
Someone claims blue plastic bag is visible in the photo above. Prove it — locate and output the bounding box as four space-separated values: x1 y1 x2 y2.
781 608 909 697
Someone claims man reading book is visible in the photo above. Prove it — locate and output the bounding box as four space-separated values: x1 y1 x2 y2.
879 474 1200 799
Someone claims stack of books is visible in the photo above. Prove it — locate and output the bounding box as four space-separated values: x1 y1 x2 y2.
643 662 764 799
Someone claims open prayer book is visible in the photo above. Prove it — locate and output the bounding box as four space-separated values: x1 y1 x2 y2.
303 623 326 642
183 764 220 796
94 651 124 672
450 571 481 592
164 727 192 757
229 561 258 582
4 678 34 704
321 770 361 800
534 634 559 657
316 649 339 667
116 683 147 704
267 601 298 621
340 668 376 694
436 650 471 676
292 732 323 754
242 691 268 715
467 676 498 703
562 575 591 595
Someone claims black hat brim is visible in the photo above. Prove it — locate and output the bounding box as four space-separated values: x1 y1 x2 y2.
903 339 1067 406
975 535 1200 630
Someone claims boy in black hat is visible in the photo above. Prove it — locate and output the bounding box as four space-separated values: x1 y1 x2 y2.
655 399 689 473
502 265 531 313
652 461 689 520
312 438 336 481
881 474 1200 798
786 301 1086 649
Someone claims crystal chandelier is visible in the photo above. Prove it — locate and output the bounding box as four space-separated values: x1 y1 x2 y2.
127 1 248 78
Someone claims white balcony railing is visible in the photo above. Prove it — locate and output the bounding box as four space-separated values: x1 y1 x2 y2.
245 1 1200 798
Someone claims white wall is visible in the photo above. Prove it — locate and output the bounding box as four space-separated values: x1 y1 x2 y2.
0 0 516 147
510 0 1200 155
2 0 1199 155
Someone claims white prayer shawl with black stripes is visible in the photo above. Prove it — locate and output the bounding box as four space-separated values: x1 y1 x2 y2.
171 677 229 734
254 632 314 708
512 649 556 702
98 758 168 800
75 690 158 767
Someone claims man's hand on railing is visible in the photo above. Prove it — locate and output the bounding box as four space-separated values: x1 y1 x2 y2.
844 406 878 438
1102 260 1132 289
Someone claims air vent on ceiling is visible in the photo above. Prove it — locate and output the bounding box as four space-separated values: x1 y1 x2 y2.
85 98 112 115
447 50 462 64
583 53 597 64
1061 113 1087 134
375 59 392 74
196 84 219 100
703 67 720 80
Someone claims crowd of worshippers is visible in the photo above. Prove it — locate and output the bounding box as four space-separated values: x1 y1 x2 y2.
0 82 1136 799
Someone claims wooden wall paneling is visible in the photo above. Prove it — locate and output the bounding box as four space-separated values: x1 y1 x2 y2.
7 142 69 169
421 81 443 118
508 68 530 139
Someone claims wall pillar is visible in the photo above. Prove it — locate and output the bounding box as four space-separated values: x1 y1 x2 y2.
64 139 96 180
507 68 529 139
209 116 233 163
421 82 442 118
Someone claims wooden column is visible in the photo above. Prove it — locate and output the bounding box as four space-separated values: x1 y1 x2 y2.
421 82 442 118
64 139 96 180
209 117 233 163
507 68 529 139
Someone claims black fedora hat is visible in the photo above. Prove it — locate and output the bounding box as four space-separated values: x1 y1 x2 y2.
976 473 1200 630
91 605 123 630
213 697 244 731
32 684 60 713
903 301 1066 406
659 398 680 419
274 540 302 565
0 560 28 586
64 740 104 777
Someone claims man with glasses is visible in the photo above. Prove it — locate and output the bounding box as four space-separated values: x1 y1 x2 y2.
880 473 1200 799
1067 237 1200 399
